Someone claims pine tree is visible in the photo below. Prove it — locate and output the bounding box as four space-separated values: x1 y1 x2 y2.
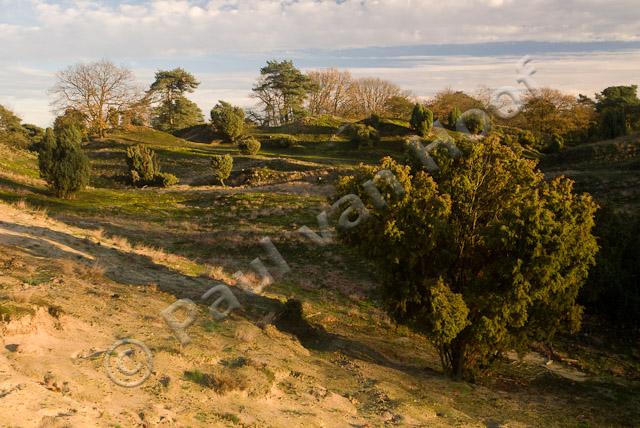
148 68 203 132
152 96 204 132
252 60 316 126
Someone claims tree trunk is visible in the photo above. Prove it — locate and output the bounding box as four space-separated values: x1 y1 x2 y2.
449 339 467 380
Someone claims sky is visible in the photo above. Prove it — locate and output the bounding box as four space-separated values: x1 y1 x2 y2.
1 0 639 127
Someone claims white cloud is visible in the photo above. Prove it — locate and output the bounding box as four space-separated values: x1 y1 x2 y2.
0 0 639 61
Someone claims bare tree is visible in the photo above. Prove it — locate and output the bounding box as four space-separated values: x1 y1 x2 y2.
348 77 404 117
50 60 139 137
307 69 353 116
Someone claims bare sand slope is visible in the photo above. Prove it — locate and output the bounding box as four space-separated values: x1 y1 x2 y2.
0 203 438 427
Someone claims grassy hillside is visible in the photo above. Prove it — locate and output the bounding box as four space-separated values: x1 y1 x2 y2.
0 127 639 427
540 133 640 329
540 132 640 211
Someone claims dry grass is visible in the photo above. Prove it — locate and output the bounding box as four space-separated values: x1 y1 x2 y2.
11 199 48 219
108 234 133 252
81 262 107 279
200 264 234 284
183 369 248 394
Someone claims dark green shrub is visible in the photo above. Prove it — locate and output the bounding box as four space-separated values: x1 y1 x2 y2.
447 107 462 130
210 101 244 142
335 137 598 380
38 129 57 182
580 208 640 328
463 113 484 135
345 123 379 147
547 133 564 153
126 144 159 185
22 124 45 148
365 113 382 129
238 136 261 155
153 172 179 187
599 107 628 139
54 109 88 141
211 154 233 186
125 144 178 187
410 104 433 137
38 125 90 198
275 134 297 148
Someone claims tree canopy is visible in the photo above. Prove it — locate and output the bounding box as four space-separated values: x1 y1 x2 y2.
152 96 204 132
594 85 640 138
335 138 598 379
148 68 202 132
0 104 29 148
252 60 316 126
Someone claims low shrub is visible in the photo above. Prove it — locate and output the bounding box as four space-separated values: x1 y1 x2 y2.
274 134 297 148
238 136 261 155
345 123 379 147
410 104 433 137
211 154 233 186
126 144 177 187
447 107 462 130
463 113 484 135
126 144 159 185
183 370 247 394
244 167 287 186
153 172 179 187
